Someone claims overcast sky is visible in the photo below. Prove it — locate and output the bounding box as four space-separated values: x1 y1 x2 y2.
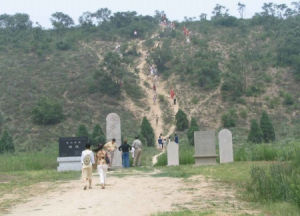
0 0 295 28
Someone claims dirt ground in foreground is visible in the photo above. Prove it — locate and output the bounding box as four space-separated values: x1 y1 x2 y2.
1 170 259 216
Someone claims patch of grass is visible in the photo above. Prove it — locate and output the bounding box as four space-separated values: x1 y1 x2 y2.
0 150 58 172
152 210 214 216
154 162 270 183
260 202 300 216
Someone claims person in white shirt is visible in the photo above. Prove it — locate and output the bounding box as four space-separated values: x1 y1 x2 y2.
81 143 95 190
132 136 142 166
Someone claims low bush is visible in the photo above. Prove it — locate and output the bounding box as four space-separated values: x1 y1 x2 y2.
32 97 64 125
221 109 238 128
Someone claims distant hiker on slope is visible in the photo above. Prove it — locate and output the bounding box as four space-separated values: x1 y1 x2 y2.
170 89 175 100
153 93 157 104
133 30 138 38
153 84 156 92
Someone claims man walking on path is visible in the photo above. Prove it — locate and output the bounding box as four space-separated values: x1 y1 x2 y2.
163 138 167 149
81 143 95 190
158 135 163 149
103 138 117 168
132 136 142 166
174 133 179 144
118 140 132 168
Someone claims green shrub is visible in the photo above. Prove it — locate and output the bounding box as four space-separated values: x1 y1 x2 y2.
187 118 199 145
251 144 277 161
221 109 237 128
175 109 189 131
248 119 263 143
260 111 275 142
140 117 155 146
0 130 14 153
283 93 294 105
91 124 106 146
32 97 64 125
234 147 248 161
56 41 71 50
239 109 248 119
76 124 89 137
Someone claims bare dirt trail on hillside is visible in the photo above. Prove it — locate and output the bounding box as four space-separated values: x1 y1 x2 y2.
134 40 179 165
4 171 259 216
135 40 179 142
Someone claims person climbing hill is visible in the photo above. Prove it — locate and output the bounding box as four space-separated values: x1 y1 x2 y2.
170 88 175 100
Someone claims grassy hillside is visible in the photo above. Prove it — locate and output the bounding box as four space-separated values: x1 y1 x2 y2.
0 6 299 152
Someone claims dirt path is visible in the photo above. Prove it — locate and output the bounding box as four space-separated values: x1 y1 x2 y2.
136 40 179 141
5 171 258 216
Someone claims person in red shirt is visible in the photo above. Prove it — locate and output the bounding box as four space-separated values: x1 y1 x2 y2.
170 89 175 99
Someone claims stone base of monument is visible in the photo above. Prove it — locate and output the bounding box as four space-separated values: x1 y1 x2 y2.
194 155 217 165
57 157 81 171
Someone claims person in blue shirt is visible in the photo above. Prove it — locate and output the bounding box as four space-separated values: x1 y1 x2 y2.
174 133 179 144
158 135 163 149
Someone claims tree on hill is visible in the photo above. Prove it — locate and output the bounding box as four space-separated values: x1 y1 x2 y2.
176 109 189 131
51 12 74 29
260 111 275 142
140 117 155 146
238 2 246 19
76 124 89 138
212 4 229 18
93 8 111 24
0 13 32 30
248 119 263 143
0 130 14 153
187 117 199 145
91 124 106 146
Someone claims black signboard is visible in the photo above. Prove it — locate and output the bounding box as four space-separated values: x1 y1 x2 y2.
59 137 88 157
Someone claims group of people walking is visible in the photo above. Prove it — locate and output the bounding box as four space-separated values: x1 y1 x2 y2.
80 136 143 190
157 133 179 149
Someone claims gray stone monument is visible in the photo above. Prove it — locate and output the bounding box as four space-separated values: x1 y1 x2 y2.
194 130 217 165
167 141 179 166
106 113 122 168
218 129 233 163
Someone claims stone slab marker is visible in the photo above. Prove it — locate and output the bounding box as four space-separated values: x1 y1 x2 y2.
167 141 179 166
106 113 122 168
194 130 217 165
218 129 233 163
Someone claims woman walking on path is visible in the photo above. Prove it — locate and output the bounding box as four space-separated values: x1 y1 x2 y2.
96 144 109 189
118 139 132 168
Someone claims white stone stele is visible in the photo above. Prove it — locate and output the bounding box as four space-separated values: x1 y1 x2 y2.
106 113 122 168
57 157 81 172
167 141 179 166
218 129 234 163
